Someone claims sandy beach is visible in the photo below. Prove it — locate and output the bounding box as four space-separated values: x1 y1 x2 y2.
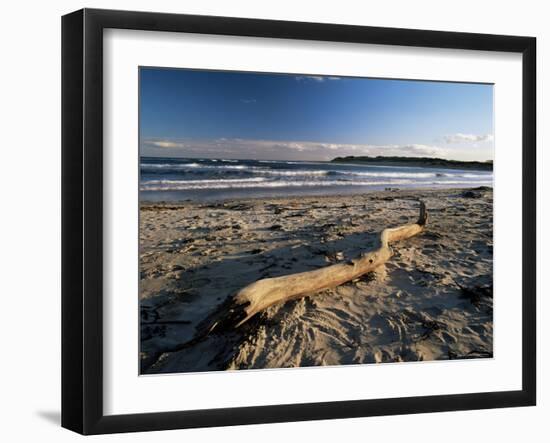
139 187 493 374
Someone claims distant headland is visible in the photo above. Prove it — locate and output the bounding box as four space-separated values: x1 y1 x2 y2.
331 156 493 171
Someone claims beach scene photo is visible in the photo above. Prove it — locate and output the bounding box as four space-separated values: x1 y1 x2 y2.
139 68 494 374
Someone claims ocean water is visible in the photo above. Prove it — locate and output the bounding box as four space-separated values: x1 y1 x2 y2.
140 157 493 202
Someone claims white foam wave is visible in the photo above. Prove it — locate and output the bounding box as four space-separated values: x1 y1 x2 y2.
142 177 267 185
141 179 414 191
338 171 436 178
141 178 493 191
141 162 248 171
253 169 329 176
141 162 201 168
254 169 488 179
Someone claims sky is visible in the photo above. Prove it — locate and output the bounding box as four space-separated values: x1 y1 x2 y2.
139 68 494 162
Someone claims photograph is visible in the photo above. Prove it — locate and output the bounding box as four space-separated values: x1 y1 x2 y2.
138 67 494 375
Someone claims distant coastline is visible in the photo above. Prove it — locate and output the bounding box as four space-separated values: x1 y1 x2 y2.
331 156 493 171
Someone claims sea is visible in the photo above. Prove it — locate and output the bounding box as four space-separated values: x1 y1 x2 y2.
140 157 493 202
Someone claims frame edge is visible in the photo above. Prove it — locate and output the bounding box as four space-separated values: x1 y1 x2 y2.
61 8 85 435
521 36 537 406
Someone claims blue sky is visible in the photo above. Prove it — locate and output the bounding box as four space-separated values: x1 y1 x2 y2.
140 68 494 161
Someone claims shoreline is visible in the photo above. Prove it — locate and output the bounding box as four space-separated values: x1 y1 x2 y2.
140 187 493 373
139 184 494 204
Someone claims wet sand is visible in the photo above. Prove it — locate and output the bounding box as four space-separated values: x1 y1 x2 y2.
139 187 493 374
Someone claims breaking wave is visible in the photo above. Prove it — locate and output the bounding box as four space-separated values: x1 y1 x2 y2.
139 157 493 197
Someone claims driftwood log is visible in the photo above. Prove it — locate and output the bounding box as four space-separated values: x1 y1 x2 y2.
202 200 428 335
142 200 428 372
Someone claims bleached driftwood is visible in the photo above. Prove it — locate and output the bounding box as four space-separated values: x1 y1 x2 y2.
141 200 428 372
204 200 427 334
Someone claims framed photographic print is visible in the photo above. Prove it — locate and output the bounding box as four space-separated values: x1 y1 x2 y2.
61 8 536 435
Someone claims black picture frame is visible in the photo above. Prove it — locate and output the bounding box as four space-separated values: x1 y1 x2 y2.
62 8 536 435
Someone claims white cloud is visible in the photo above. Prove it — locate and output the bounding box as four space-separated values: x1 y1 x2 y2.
443 133 494 144
295 75 325 82
146 140 188 149
240 98 257 104
142 138 451 161
294 75 341 83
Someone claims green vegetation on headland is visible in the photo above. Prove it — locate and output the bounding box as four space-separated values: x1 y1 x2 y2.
331 156 493 171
